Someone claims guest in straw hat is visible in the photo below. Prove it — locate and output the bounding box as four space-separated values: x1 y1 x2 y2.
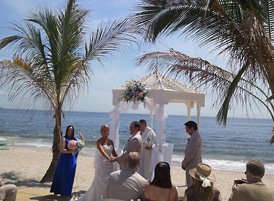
183 163 222 201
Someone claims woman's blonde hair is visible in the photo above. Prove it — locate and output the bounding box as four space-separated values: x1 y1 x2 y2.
100 124 109 132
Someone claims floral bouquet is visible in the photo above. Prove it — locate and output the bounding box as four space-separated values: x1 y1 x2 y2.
122 80 148 103
68 139 85 152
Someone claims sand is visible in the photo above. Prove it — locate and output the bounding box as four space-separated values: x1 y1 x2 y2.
1 146 274 201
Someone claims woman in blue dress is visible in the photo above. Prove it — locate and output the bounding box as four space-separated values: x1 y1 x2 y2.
50 125 83 197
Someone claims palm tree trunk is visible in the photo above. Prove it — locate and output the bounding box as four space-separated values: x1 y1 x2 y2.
270 127 274 144
40 109 62 183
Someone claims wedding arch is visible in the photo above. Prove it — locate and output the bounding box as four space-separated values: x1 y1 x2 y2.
110 70 205 163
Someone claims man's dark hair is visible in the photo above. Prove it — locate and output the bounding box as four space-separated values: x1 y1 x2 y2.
246 160 265 178
184 121 197 130
139 119 147 126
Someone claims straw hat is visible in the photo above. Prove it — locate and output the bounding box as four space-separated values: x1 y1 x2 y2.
189 163 216 187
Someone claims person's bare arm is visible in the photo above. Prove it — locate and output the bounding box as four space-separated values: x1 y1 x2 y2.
60 138 74 154
79 132 84 140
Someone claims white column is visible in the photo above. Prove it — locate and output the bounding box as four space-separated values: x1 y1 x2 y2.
149 109 153 128
154 104 164 152
187 104 191 121
196 104 201 129
109 103 121 148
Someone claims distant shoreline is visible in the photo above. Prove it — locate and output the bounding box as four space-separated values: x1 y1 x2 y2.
0 107 272 120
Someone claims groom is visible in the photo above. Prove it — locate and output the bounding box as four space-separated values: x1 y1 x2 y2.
114 121 143 169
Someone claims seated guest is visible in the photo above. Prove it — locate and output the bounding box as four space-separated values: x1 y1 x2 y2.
144 162 178 201
0 179 17 201
228 160 274 201
106 152 148 201
183 163 222 201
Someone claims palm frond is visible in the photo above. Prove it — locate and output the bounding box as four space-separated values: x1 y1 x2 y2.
0 0 136 112
266 1 274 42
137 49 274 122
133 0 273 75
0 59 55 108
216 63 249 125
85 18 136 61
134 0 274 124
0 36 22 49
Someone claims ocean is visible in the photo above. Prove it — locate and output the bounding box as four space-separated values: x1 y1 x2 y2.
0 108 274 174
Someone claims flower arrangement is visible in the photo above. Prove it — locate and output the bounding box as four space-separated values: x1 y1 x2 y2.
122 80 148 103
68 139 85 152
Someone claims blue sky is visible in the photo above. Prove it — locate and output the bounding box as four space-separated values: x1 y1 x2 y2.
0 0 270 119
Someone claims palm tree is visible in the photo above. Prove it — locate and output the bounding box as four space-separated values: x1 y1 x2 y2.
0 0 135 182
133 0 274 140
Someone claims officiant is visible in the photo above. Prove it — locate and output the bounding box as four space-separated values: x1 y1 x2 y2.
139 119 156 180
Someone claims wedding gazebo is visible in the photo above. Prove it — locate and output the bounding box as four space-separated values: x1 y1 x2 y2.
110 70 205 163
112 70 205 124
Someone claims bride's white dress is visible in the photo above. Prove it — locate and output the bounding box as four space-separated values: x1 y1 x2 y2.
78 144 117 201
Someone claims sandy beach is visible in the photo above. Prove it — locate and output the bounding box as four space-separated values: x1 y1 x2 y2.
1 146 274 201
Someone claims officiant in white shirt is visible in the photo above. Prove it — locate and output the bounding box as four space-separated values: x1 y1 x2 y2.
139 119 156 180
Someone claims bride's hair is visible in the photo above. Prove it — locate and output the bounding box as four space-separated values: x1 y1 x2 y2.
100 124 109 131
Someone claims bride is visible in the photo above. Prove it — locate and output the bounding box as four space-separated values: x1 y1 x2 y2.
77 124 118 201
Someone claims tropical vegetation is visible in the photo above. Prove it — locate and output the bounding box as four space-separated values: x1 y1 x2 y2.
0 0 135 182
133 0 274 142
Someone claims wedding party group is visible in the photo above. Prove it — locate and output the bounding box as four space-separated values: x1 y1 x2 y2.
49 120 274 201
50 119 167 201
